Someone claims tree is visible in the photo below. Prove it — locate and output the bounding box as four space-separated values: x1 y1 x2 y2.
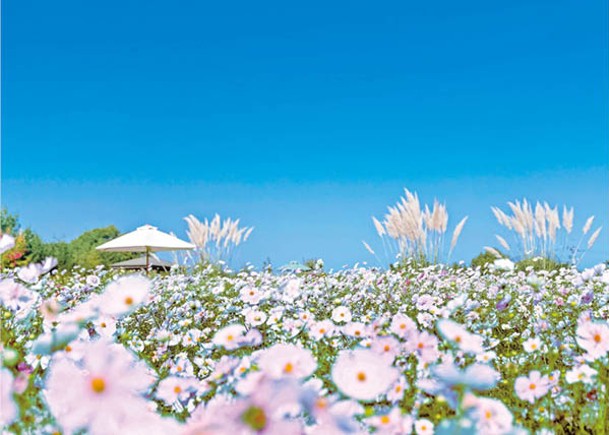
471 250 503 270
66 226 136 269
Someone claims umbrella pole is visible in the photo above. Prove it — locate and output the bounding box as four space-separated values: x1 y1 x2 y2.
146 247 150 275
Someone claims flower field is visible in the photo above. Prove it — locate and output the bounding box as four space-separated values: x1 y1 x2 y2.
2 259 609 434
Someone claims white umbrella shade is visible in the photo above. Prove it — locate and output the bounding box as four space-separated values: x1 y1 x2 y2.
96 225 195 272
96 224 195 252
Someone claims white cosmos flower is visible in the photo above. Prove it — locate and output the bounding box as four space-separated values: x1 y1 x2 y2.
331 349 398 401
414 418 434 435
566 365 597 384
99 275 151 317
244 309 267 327
257 343 317 379
331 306 352 323
0 234 15 254
523 337 542 353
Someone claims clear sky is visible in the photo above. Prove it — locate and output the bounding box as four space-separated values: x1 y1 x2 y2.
3 0 608 268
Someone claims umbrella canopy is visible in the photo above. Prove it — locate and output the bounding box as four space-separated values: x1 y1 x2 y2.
96 224 195 253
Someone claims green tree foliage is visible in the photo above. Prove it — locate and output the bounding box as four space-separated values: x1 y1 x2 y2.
64 226 136 269
471 249 502 269
1 208 136 270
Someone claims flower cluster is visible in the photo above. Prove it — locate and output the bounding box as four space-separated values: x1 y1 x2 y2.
1 258 609 434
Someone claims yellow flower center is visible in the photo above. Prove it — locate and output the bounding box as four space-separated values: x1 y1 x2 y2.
529 383 536 390
125 296 134 305
594 334 601 343
380 415 391 425
357 371 367 382
383 345 391 352
91 377 106 394
173 386 182 394
283 362 294 374
455 335 462 343
485 410 492 419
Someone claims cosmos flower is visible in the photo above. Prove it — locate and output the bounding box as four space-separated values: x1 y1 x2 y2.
309 320 335 340
0 279 37 312
244 309 268 327
366 407 412 434
514 371 550 404
331 306 352 323
240 286 264 305
437 319 485 354
523 337 542 353
390 313 417 339
575 320 609 361
469 397 514 434
432 362 499 391
212 324 247 350
98 275 151 317
566 365 597 384
331 349 398 401
414 418 434 435
0 368 17 427
343 321 369 338
45 340 154 434
0 234 15 254
257 343 317 380
370 336 401 363
156 376 201 405
404 330 440 363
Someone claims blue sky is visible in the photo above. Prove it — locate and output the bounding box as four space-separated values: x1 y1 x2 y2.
3 0 608 268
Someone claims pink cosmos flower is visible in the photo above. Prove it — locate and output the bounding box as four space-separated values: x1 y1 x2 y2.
257 343 317 380
576 320 609 361
470 397 514 434
437 319 485 354
309 320 335 340
331 349 398 401
404 330 440 364
212 324 247 350
390 313 417 339
343 321 369 338
367 407 412 434
45 340 154 434
98 275 151 317
156 376 202 405
514 370 550 404
0 368 17 427
370 336 401 363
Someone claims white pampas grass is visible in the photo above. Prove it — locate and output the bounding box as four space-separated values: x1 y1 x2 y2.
185 214 253 265
450 217 468 254
582 216 595 235
495 235 511 252
370 188 467 265
587 227 602 249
